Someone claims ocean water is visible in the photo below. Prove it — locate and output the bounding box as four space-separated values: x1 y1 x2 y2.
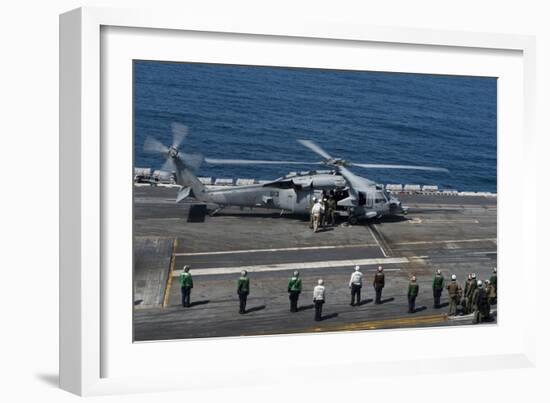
134 61 496 192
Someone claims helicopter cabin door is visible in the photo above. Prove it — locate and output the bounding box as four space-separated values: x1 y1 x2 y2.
278 189 297 211
358 191 373 208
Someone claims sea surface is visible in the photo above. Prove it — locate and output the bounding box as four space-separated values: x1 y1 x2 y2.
134 61 496 192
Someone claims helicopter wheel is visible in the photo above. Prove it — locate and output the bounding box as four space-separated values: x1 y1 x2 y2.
348 215 359 225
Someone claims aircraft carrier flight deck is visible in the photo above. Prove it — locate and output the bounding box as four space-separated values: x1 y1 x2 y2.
133 184 497 341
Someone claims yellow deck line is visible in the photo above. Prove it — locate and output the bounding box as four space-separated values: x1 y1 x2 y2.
253 313 448 335
162 238 178 308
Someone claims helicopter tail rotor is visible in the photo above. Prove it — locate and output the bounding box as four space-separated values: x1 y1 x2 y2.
143 123 203 172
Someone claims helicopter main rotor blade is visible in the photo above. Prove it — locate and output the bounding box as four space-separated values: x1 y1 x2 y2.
350 163 449 173
143 136 169 155
297 139 333 160
171 122 188 149
180 152 204 171
204 158 321 166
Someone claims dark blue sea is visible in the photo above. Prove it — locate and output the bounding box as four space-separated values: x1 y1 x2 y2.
134 61 496 192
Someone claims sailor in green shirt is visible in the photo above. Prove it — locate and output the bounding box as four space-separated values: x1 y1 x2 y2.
407 276 419 313
179 265 194 307
432 269 445 308
287 270 303 312
237 270 250 314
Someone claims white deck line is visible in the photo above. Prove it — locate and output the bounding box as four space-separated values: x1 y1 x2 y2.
174 243 377 257
173 257 409 276
393 238 496 246
367 226 388 258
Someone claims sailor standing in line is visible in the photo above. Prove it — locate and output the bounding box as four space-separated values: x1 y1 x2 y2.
349 266 363 306
313 279 326 321
407 276 419 313
287 270 303 312
179 265 193 307
462 273 474 314
489 267 497 304
373 266 385 304
432 269 445 308
237 270 250 314
446 274 461 316
467 273 477 313
471 280 484 324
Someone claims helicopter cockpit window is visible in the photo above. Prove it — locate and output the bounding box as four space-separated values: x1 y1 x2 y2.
358 191 366 206
375 190 387 204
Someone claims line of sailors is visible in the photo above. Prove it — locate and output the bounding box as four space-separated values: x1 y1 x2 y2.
179 265 497 324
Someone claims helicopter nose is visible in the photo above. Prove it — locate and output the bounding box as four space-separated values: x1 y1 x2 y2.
389 200 403 213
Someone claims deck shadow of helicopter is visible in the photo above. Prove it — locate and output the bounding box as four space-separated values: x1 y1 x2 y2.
202 209 411 226
369 215 409 224
210 210 310 221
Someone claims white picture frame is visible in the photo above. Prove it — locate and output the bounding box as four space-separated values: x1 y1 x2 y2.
60 7 537 396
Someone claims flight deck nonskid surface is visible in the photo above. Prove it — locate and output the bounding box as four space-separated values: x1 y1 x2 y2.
133 186 497 341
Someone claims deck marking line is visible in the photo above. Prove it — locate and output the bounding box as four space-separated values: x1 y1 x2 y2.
468 251 497 255
394 238 496 246
367 225 387 258
253 313 448 335
415 219 480 224
175 243 377 257
173 257 409 276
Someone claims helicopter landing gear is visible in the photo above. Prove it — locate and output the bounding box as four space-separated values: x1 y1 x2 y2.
209 206 224 216
348 215 359 225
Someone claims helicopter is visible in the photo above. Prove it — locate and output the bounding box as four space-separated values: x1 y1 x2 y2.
142 123 449 224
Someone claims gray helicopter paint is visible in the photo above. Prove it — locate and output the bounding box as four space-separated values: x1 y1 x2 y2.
174 161 402 218
144 130 447 221
201 178 334 213
156 136 442 220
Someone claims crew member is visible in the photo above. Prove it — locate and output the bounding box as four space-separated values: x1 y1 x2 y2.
407 276 419 313
373 266 385 304
462 274 474 314
309 197 317 229
311 198 325 233
313 279 326 321
446 274 461 316
326 194 337 226
489 267 497 304
349 265 363 306
179 265 194 307
237 270 250 314
482 279 493 319
432 269 445 308
320 198 328 228
472 280 487 324
287 270 302 312
467 273 477 314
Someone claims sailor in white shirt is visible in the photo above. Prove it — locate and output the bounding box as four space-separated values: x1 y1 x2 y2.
349 265 363 306
313 279 326 321
311 199 325 233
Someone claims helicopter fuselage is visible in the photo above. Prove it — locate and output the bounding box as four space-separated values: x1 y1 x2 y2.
204 171 406 221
